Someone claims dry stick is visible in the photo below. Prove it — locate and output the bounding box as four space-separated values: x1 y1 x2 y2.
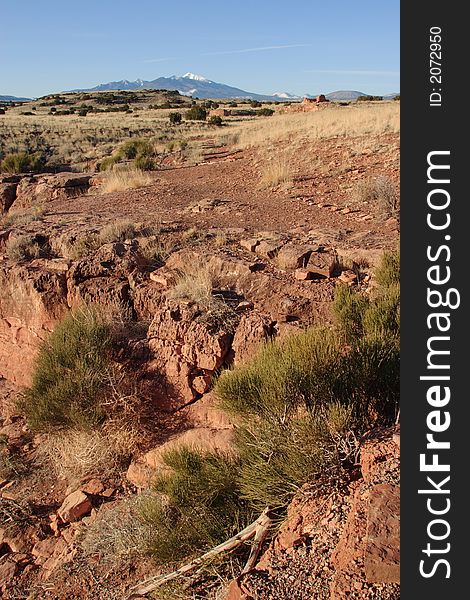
241 512 272 574
124 508 272 600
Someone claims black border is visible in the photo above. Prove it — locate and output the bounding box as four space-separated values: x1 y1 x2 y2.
401 4 467 596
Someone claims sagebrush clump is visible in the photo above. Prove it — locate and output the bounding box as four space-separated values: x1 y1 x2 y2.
20 307 113 430
139 447 251 562
135 251 400 565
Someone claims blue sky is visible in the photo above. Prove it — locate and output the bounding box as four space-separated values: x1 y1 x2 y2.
1 0 399 98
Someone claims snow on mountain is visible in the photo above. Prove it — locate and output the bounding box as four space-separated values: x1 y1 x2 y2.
182 73 211 82
273 91 299 99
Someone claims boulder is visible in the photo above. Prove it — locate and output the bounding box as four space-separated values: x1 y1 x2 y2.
240 239 260 253
0 183 17 213
275 244 316 270
255 240 284 260
338 269 357 284
57 490 92 523
306 249 337 278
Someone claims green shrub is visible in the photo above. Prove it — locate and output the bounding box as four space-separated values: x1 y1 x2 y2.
357 95 383 102
139 447 251 562
250 101 262 108
131 253 400 568
1 152 44 174
375 248 400 288
185 106 207 121
235 406 351 512
19 307 113 431
98 155 120 172
119 139 153 160
216 327 342 421
257 108 275 117
332 284 368 340
208 115 223 126
169 112 182 125
133 155 155 171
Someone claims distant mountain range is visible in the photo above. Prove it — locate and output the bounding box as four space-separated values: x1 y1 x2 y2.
2 76 399 104
70 73 396 102
0 94 32 102
71 73 284 101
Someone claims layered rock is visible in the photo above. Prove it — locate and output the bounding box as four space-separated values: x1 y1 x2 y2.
147 299 233 403
15 173 92 209
0 264 68 386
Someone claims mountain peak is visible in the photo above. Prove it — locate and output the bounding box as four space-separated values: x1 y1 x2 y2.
182 72 210 82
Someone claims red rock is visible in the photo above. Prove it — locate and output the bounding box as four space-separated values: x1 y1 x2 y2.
191 374 213 395
232 312 273 364
240 239 260 253
15 173 92 209
306 249 337 278
0 557 18 590
255 240 284 259
364 484 400 583
224 578 253 600
275 244 315 270
80 478 105 495
0 183 17 213
57 490 92 523
149 268 172 287
0 263 68 386
127 428 234 488
32 537 57 560
147 300 232 402
294 268 314 281
338 270 357 284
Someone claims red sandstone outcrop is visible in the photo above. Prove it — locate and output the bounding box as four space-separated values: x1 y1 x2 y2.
147 299 233 402
15 173 92 209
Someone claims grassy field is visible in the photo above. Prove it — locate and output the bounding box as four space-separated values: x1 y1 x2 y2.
1 91 399 174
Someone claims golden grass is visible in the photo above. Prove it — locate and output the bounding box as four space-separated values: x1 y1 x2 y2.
101 167 152 194
231 103 400 149
38 426 138 484
259 158 293 188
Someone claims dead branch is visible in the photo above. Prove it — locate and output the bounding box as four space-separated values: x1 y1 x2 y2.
124 507 272 599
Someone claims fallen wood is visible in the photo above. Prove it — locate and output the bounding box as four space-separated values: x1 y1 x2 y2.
241 512 271 574
124 507 272 599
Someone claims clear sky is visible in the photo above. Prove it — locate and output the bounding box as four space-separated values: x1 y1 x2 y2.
1 0 399 99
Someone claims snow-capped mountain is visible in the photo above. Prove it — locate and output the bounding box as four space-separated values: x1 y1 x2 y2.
181 73 211 82
71 73 290 101
272 91 300 99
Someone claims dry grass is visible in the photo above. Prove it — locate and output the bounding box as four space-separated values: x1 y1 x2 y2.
38 426 138 484
6 235 42 261
0 206 46 228
168 260 236 328
231 103 399 150
101 167 152 194
0 106 213 171
259 158 293 188
80 494 153 560
353 175 399 218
